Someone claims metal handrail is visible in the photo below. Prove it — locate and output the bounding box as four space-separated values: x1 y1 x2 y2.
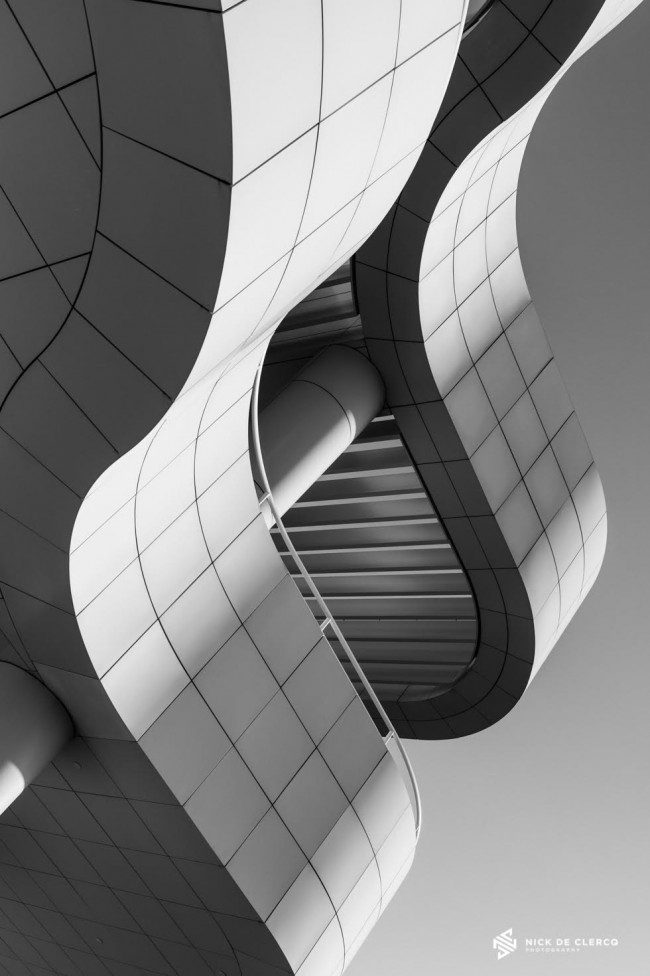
250 364 422 841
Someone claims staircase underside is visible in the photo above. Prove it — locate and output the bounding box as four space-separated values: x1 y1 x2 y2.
262 263 479 708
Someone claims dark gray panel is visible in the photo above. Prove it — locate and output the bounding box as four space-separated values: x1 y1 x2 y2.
0 430 79 549
1 363 118 495
0 193 43 282
85 0 231 180
462 2 527 81
0 2 51 116
0 342 21 401
0 95 98 265
42 312 170 454
59 78 100 166
76 236 211 397
98 129 229 310
8 0 93 88
483 35 560 118
0 513 71 612
2 586 92 675
49 256 89 304
0 269 70 366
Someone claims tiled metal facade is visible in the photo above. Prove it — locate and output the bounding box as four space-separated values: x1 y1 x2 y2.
355 0 638 736
0 0 637 974
1 2 467 974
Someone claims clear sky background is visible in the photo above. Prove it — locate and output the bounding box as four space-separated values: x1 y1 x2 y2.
354 3 650 973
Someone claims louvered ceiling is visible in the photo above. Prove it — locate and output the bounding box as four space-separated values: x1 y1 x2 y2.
261 262 479 707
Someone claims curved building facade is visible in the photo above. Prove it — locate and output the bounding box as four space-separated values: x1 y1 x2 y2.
0 2 639 974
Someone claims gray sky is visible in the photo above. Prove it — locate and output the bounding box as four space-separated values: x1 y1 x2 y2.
354 4 650 973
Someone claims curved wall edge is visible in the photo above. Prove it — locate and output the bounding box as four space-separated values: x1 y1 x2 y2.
354 0 640 737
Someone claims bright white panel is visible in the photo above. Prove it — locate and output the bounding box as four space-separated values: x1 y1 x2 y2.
583 512 607 581
195 627 278 743
453 223 488 305
559 550 585 620
370 27 460 180
217 129 317 305
311 807 374 909
139 505 211 615
444 367 497 456
70 497 138 611
296 918 344 976
139 685 230 803
486 191 518 272
519 534 557 617
420 253 456 337
245 577 323 685
300 77 392 239
496 480 543 566
134 443 196 551
457 278 502 360
471 426 520 511
337 860 382 950
546 498 583 578
184 273 281 392
236 692 313 802
267 865 334 971
224 0 321 180
227 808 306 919
185 748 270 863
501 392 548 475
455 169 493 243
335 145 424 261
572 463 607 539
551 412 593 491
524 446 569 527
275 751 348 859
283 640 355 746
424 311 471 397
352 753 410 851
397 0 463 63
420 196 461 280
197 454 259 561
488 137 527 209
102 623 189 739
318 699 385 802
375 807 416 891
70 442 146 551
489 248 531 326
476 333 526 419
264 201 358 328
76 560 156 678
505 301 552 385
215 515 287 620
160 567 239 678
321 0 400 119
530 361 574 439
531 585 561 662
194 388 251 495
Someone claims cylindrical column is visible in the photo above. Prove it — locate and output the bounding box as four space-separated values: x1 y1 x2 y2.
257 345 384 521
0 664 73 813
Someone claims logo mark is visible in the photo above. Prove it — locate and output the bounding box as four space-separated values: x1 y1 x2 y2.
493 929 517 960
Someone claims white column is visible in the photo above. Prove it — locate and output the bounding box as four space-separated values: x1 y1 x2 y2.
258 345 384 521
0 664 73 813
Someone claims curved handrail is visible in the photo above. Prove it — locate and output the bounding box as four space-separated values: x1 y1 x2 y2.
250 362 422 841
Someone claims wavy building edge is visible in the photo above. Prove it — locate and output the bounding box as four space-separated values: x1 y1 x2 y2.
0 1 639 974
354 0 640 737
